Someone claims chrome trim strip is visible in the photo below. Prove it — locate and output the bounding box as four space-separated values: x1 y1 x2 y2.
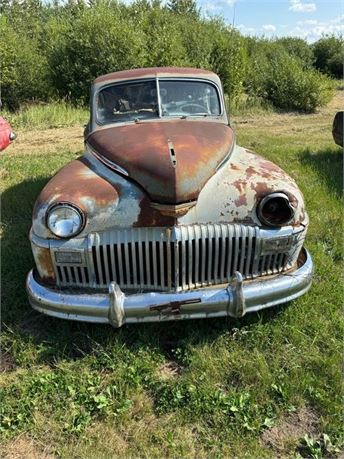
27 249 313 327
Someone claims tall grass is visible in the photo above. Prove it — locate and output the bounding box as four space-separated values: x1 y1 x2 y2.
2 102 88 130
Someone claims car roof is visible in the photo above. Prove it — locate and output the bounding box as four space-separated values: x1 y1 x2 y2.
93 67 220 86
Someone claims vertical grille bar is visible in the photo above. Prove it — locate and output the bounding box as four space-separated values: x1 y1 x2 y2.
94 236 104 286
144 228 151 287
252 228 261 277
219 224 227 281
102 232 110 285
226 225 233 280
138 230 144 289
213 225 220 284
124 230 131 287
200 225 206 286
239 225 247 274
193 225 201 287
245 227 254 278
206 225 213 284
159 238 165 287
152 234 158 288
109 231 117 283
232 225 239 275
166 232 172 290
131 231 137 286
116 232 124 286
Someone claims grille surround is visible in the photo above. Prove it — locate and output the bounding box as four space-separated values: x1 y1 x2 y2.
52 224 305 292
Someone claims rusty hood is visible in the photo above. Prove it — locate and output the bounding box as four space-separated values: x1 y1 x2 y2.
87 120 234 204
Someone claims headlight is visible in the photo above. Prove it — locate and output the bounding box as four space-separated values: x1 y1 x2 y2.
47 204 85 238
257 192 294 227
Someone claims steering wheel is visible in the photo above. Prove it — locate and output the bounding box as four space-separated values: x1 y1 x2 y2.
180 103 208 114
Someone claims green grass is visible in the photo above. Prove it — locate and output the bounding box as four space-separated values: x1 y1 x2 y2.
2 102 88 130
0 101 342 458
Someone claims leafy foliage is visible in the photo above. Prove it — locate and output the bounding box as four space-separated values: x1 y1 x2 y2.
312 35 344 79
0 0 336 112
245 40 333 112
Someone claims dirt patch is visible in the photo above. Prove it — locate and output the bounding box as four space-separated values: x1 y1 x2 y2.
0 352 16 373
4 126 83 156
0 434 55 459
157 361 183 379
261 407 320 454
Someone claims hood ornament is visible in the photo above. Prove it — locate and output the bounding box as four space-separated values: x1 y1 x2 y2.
151 200 197 217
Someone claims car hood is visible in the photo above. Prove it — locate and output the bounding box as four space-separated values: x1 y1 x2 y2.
87 120 234 204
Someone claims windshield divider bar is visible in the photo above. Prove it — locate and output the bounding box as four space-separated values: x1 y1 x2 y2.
156 77 162 118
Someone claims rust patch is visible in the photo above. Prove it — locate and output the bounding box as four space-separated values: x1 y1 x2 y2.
245 166 257 178
234 195 247 207
233 179 247 193
35 247 56 285
230 163 240 171
134 197 176 227
250 181 273 196
33 157 120 219
94 66 217 85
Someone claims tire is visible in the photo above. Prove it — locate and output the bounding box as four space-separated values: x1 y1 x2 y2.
332 111 343 147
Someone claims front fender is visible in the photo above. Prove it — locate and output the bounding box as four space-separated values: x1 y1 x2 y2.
179 145 307 227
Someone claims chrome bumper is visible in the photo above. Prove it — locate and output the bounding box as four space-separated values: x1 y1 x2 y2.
27 249 313 327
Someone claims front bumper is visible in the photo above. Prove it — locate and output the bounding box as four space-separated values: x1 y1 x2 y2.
27 248 313 327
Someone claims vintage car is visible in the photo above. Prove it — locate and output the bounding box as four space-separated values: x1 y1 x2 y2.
27 67 313 327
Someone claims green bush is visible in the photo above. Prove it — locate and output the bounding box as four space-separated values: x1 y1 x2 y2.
265 54 333 112
275 37 314 68
312 36 344 78
245 41 332 112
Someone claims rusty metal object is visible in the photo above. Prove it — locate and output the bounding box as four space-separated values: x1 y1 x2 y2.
150 201 197 217
150 298 201 314
93 67 220 85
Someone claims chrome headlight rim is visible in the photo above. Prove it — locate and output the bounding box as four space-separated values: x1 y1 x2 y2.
257 192 295 227
46 203 86 239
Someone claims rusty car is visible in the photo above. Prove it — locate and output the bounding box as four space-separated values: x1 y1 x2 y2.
26 67 313 327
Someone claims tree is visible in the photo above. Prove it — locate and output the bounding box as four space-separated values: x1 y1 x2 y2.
166 0 199 18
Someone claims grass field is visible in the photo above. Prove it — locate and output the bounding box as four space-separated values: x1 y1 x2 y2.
0 92 343 458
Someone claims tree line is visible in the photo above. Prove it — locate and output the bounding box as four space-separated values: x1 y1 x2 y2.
0 0 342 112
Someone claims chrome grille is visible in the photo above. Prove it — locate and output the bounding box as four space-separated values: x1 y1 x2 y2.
53 224 304 291
56 265 89 286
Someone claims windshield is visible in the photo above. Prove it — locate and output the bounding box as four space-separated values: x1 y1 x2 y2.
96 79 221 125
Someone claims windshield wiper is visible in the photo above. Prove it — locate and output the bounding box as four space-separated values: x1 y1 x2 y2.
180 113 211 119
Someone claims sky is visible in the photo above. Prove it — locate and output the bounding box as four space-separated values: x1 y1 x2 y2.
197 0 343 42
